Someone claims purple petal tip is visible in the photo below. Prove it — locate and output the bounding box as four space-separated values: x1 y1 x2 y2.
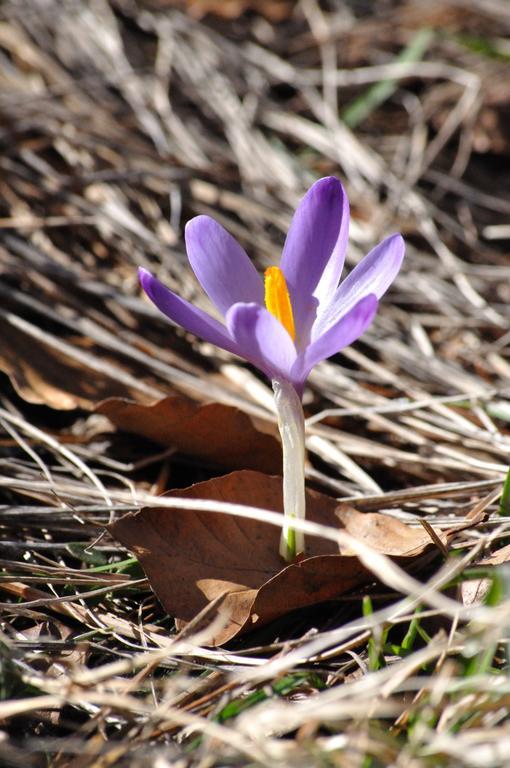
184 214 209 235
138 266 153 291
310 175 345 200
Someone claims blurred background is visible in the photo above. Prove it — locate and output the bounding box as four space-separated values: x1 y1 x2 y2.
2 0 510 484
1 0 509 403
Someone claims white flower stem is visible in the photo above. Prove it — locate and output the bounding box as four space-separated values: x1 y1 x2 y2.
272 378 306 562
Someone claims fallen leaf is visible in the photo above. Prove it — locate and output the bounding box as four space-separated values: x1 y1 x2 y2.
0 321 155 410
336 506 443 557
109 471 445 645
97 397 281 473
180 0 295 22
461 543 510 607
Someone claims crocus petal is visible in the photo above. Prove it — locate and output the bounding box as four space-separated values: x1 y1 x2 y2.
279 177 349 342
313 233 404 339
139 267 240 356
185 215 264 316
226 302 297 382
292 294 378 387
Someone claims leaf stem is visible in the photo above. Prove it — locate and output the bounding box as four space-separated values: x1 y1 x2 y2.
272 378 306 561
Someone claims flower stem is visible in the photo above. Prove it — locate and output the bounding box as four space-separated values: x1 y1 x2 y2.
272 378 306 562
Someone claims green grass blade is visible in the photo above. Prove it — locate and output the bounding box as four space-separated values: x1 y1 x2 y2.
499 466 510 516
342 28 434 128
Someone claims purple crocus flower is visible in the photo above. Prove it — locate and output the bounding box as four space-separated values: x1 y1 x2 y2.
139 177 404 396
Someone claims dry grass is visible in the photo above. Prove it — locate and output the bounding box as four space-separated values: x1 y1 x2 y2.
1 0 510 765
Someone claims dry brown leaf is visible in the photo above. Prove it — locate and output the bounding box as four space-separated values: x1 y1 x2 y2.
109 471 445 645
0 323 153 410
461 543 510 607
97 396 281 473
336 506 443 557
181 0 295 21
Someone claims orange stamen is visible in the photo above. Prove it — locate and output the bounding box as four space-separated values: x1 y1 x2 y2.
264 266 295 341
